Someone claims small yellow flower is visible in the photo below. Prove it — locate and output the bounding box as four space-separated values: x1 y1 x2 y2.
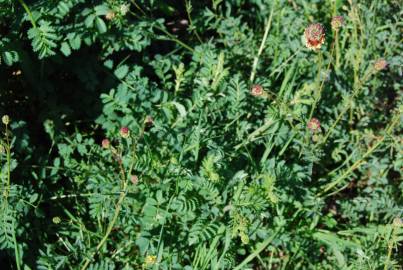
52 216 61 224
2 115 10 125
145 255 157 266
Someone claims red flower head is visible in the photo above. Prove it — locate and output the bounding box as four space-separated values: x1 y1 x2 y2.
119 127 130 138
250 84 264 97
331 16 344 30
101 139 110 149
307 118 321 132
374 58 387 71
304 23 325 50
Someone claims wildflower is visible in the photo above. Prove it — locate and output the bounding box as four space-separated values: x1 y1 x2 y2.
119 127 130 138
374 58 387 71
101 139 110 149
250 84 264 97
331 16 344 30
105 11 116 20
145 255 157 266
130 175 138 185
304 23 325 50
52 216 61 224
307 118 321 132
2 115 10 125
120 3 130 15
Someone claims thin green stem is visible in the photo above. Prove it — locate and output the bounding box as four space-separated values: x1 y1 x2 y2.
269 49 301 78
80 185 128 270
129 11 194 52
185 0 202 43
17 0 36 28
12 217 21 270
250 7 274 83
308 52 324 121
320 69 374 146
318 111 401 197
154 24 194 52
233 228 280 270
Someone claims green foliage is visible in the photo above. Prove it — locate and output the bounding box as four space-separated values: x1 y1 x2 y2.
0 0 402 269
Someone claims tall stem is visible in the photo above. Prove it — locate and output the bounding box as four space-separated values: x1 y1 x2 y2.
250 7 274 83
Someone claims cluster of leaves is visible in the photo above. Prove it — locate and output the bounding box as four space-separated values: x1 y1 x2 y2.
0 0 402 269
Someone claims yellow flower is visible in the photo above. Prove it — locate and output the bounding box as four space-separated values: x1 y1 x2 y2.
145 255 157 266
52 216 61 224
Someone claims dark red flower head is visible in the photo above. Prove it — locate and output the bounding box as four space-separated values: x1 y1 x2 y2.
119 127 130 138
307 118 321 132
250 84 264 97
101 139 110 149
304 23 325 50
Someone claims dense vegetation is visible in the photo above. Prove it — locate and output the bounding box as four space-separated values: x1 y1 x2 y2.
0 0 402 269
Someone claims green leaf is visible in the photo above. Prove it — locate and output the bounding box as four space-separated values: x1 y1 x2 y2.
95 17 107 33
2 51 15 65
60 42 71 56
84 14 95 28
68 33 81 50
114 65 129 79
171 101 187 117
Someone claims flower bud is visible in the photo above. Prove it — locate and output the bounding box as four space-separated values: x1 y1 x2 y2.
102 139 110 149
52 216 61 224
2 115 10 125
307 118 321 132
119 127 130 138
331 16 344 30
250 84 264 97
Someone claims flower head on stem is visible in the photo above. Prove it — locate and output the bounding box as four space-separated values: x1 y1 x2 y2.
304 23 325 51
